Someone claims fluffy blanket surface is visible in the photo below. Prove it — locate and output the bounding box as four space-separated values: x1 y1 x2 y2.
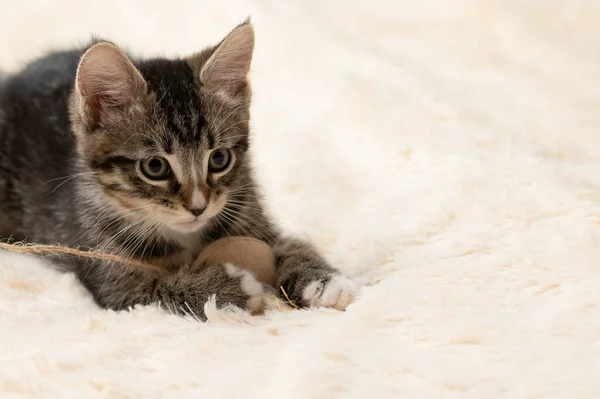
1 0 599 397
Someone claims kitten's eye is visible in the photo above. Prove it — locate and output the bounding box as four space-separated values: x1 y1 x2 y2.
208 149 231 173
141 157 171 180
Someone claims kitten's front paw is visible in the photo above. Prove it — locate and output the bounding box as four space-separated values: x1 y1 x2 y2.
280 271 360 311
222 263 266 314
160 262 267 320
273 238 361 311
302 275 360 310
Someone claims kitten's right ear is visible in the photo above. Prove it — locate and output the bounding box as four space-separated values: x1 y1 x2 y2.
196 21 254 93
75 42 146 123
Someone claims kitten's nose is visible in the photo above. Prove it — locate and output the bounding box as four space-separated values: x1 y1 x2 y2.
185 206 205 217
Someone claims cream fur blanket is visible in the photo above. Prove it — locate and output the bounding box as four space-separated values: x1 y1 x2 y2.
1 0 599 397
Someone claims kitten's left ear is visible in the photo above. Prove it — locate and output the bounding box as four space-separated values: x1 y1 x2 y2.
197 20 255 91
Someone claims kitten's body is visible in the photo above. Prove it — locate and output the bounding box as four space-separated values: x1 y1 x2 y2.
0 23 358 319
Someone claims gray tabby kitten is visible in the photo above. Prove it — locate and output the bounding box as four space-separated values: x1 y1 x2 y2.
0 21 359 320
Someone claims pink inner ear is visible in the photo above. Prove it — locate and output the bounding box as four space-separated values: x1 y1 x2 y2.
200 24 254 86
76 44 139 121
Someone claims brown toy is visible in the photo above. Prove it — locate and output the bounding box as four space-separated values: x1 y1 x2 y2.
194 237 276 287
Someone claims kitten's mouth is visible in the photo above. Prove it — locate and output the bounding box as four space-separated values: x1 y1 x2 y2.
173 218 205 227
168 217 208 232
165 197 226 233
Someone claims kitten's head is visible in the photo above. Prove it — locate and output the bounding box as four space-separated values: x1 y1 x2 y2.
69 21 255 234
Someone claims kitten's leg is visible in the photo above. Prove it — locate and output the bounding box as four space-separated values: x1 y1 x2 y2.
273 237 360 310
0 176 20 240
75 259 266 321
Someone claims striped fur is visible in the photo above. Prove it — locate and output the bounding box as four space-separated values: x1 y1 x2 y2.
0 22 359 320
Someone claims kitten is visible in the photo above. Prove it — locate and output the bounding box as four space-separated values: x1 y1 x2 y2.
0 21 359 320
